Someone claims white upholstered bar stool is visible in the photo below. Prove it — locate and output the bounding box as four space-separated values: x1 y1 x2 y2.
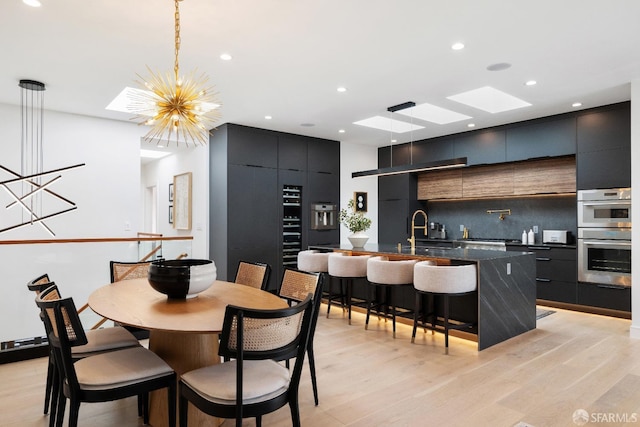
297 250 330 275
327 252 370 324
365 256 417 338
412 262 478 348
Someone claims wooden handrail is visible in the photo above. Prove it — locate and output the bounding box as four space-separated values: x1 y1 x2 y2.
0 236 193 245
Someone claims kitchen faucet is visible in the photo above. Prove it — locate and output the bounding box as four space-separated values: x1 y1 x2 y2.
408 209 428 253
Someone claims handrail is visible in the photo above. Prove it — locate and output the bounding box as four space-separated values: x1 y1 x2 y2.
0 236 193 245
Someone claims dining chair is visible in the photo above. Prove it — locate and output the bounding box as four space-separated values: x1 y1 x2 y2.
278 268 323 405
234 260 271 290
27 278 141 425
35 284 177 427
108 260 153 339
179 295 314 427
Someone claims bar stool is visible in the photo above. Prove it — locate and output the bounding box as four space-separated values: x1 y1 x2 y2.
365 256 417 338
412 262 477 348
327 252 370 324
297 250 330 275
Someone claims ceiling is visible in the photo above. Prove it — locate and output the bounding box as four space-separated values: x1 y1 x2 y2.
3 0 640 151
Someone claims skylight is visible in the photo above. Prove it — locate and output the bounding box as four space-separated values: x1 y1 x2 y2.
353 116 425 133
394 102 471 124
447 86 531 113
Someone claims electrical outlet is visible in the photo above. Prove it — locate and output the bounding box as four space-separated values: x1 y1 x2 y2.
533 225 539 233
460 224 465 231
124 222 131 231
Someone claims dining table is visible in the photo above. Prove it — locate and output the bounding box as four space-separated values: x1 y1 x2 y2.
88 278 288 427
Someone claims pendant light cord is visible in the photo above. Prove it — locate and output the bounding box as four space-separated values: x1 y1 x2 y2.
174 0 182 82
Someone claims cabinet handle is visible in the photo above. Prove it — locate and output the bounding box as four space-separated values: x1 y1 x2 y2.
536 257 551 261
528 246 550 250
536 278 551 282
246 164 264 168
596 284 627 290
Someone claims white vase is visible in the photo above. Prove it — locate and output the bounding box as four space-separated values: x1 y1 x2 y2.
348 232 369 248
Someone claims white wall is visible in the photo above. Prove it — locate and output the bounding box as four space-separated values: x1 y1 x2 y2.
630 81 640 338
0 103 150 342
339 142 379 244
141 147 209 259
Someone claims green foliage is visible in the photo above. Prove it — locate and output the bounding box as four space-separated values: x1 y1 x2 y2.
339 199 372 233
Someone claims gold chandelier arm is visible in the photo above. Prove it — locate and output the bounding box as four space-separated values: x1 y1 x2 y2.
174 0 181 81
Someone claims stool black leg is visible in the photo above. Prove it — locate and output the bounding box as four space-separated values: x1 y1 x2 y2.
444 294 450 348
347 279 353 325
411 292 420 343
390 287 397 338
365 283 373 329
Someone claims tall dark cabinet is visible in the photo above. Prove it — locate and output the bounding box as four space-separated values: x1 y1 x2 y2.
209 123 340 291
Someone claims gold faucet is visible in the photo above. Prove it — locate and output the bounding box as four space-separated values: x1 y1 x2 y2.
408 210 428 253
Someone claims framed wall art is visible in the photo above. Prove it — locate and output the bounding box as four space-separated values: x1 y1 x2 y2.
354 192 368 212
169 183 174 202
172 172 192 230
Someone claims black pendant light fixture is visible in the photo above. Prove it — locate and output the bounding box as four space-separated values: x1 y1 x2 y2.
352 101 467 178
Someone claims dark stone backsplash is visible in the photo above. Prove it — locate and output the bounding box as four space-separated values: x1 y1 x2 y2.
421 195 577 243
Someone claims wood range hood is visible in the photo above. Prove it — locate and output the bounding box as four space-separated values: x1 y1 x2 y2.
417 156 576 201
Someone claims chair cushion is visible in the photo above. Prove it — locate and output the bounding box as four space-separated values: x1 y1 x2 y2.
72 326 139 356
328 253 369 278
181 359 290 405
297 250 329 273
413 263 477 294
367 257 417 285
74 346 173 391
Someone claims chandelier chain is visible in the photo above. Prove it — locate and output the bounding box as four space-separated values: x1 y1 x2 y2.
174 0 181 80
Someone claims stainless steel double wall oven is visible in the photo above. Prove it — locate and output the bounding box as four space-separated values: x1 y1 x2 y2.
577 188 631 287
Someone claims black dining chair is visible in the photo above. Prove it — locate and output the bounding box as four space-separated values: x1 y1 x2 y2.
277 268 323 406
178 295 314 427
234 260 271 290
35 284 177 427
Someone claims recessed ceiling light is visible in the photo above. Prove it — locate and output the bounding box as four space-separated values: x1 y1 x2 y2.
395 102 471 124
140 149 171 159
265 115 272 120
572 102 582 108
353 116 425 133
525 80 537 86
486 62 512 72
23 0 41 7
220 53 232 61
338 129 345 133
467 123 476 128
451 42 465 50
391 139 397 143
447 86 531 113
337 87 347 93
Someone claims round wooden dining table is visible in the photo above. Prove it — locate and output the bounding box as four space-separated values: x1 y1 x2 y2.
88 278 287 427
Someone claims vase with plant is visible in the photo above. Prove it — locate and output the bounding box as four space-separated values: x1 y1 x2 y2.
339 199 372 247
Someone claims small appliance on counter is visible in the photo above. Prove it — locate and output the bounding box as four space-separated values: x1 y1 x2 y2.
542 230 570 244
427 222 446 240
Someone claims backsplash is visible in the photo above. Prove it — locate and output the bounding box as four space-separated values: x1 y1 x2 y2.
422 195 577 244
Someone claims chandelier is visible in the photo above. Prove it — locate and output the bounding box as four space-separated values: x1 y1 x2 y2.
130 0 219 146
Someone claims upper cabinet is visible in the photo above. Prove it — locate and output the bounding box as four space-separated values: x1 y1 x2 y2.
506 117 576 162
278 135 308 171
576 102 630 190
454 129 506 166
418 157 576 200
227 124 278 168
308 138 340 174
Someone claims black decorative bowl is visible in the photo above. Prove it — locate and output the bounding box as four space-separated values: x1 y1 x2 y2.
148 259 217 299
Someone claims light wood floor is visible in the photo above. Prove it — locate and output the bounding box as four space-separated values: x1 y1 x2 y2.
3 304 640 427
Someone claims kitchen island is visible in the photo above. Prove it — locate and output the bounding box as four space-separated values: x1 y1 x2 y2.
311 243 536 350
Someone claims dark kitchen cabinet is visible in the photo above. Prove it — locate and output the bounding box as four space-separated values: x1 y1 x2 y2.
227 164 279 290
506 117 576 162
210 123 340 291
308 138 340 174
411 137 455 164
278 136 308 171
576 102 630 190
378 144 412 168
378 173 420 244
227 124 278 168
453 129 506 166
507 245 577 303
577 282 631 312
